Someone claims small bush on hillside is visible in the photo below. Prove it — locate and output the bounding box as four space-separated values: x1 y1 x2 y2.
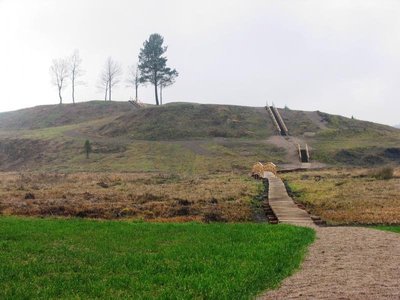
370 167 394 180
84 139 92 159
203 211 226 223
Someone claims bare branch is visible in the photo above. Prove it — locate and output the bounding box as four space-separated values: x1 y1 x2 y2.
50 58 69 104
69 49 85 104
127 64 141 101
97 70 109 101
99 57 122 101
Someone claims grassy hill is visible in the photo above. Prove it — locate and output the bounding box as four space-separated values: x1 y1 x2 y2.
0 101 399 173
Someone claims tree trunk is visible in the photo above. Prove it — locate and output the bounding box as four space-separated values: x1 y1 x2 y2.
135 83 138 101
108 80 112 101
58 86 62 104
104 85 108 101
72 74 75 104
160 85 163 105
154 81 159 106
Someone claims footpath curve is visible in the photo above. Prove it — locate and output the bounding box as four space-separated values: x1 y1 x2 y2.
259 227 400 299
258 172 400 299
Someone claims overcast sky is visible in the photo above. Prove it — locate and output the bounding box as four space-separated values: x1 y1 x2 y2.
1 0 399 125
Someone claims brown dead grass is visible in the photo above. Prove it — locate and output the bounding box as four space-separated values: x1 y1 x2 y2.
0 172 260 222
282 167 400 225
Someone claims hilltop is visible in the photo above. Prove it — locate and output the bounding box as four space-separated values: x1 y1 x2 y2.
0 101 399 173
0 101 131 130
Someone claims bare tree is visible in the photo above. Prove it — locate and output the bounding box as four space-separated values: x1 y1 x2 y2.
50 58 69 104
99 57 122 101
69 50 85 104
127 64 140 101
97 71 109 101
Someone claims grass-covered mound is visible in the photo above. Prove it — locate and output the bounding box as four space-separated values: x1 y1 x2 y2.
0 217 314 299
0 101 398 172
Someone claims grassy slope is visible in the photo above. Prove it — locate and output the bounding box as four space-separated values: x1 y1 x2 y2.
0 101 399 172
0 101 131 130
309 112 400 166
99 102 275 140
0 217 315 299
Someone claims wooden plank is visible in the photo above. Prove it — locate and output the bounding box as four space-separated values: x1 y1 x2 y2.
263 171 314 227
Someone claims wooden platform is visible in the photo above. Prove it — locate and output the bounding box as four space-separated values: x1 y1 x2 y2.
263 171 314 227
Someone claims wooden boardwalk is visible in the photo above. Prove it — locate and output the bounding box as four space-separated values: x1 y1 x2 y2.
263 171 314 227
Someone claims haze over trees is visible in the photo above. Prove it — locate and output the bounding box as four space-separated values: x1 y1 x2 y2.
138 33 178 105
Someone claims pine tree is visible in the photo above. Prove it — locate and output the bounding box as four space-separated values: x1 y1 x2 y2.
138 33 178 105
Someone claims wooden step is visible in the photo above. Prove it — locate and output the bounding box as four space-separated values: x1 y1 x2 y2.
262 171 315 227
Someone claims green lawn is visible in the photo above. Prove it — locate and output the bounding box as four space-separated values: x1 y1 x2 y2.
0 217 314 299
373 226 400 233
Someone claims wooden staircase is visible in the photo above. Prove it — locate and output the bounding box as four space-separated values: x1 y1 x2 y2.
298 144 310 163
265 102 288 136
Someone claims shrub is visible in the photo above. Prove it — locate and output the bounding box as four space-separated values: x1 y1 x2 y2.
203 211 226 223
370 167 394 180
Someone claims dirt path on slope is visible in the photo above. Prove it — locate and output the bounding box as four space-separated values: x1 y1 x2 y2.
259 227 400 299
267 135 326 170
267 135 302 165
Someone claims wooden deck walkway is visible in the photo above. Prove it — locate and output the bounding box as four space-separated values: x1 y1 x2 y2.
263 171 314 227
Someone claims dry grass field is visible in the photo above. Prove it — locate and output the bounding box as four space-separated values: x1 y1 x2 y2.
282 167 400 225
0 172 261 222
